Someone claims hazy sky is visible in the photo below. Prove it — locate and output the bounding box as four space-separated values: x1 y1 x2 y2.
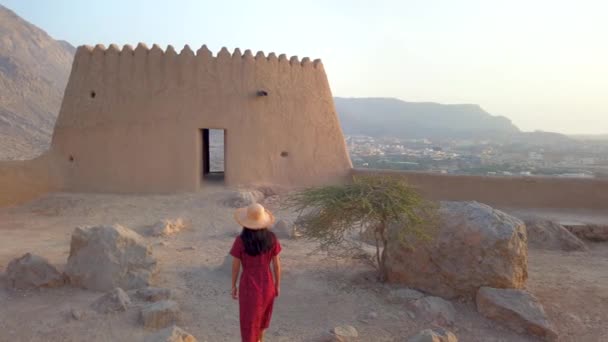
3 0 607 134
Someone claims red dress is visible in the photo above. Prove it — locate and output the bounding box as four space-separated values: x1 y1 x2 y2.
230 234 282 342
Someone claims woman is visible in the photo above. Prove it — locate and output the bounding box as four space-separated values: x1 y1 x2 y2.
230 203 282 342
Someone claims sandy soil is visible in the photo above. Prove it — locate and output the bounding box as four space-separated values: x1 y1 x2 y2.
0 187 607 342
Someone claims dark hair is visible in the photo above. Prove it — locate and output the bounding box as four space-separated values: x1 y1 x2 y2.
241 228 275 256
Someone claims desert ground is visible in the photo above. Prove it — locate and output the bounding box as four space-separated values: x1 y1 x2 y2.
0 185 607 342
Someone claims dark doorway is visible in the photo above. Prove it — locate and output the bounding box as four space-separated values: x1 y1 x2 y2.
201 128 225 182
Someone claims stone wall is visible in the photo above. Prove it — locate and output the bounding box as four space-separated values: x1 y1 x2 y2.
352 168 608 209
0 152 62 206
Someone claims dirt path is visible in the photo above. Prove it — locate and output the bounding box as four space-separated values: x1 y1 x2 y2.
0 190 606 341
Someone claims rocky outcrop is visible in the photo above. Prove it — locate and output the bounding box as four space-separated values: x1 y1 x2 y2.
144 326 197 342
476 287 557 341
384 201 528 299
524 220 587 251
65 225 157 291
141 300 180 329
6 253 64 289
91 287 131 314
564 224 608 242
407 328 458 342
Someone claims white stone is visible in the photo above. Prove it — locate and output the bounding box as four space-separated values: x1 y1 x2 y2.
65 224 157 291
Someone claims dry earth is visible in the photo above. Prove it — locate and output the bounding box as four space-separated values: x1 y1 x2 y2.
0 187 607 342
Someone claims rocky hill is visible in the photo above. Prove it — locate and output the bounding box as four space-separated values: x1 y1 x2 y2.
334 97 521 140
0 5 74 160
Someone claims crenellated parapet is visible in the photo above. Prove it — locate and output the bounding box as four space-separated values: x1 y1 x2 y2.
72 43 325 72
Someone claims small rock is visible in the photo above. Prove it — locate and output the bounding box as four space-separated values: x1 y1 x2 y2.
6 253 64 289
147 219 187 237
156 241 169 247
408 296 456 326
70 308 86 320
367 311 378 319
224 189 265 208
476 287 557 341
272 219 296 240
331 325 358 341
407 328 458 342
387 287 425 303
141 300 180 329
177 246 196 252
144 325 197 342
91 287 131 314
136 287 172 302
406 311 416 319
524 220 588 251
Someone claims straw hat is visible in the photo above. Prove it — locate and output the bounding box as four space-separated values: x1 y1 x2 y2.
234 203 275 229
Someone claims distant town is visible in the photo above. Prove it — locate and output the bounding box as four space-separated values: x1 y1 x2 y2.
347 135 608 179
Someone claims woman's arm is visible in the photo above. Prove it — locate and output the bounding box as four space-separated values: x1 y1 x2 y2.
272 255 281 297
231 257 241 299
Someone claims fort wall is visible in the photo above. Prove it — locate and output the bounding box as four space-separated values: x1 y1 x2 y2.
352 168 608 209
0 152 63 206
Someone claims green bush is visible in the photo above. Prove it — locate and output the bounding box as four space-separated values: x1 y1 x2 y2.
284 175 437 280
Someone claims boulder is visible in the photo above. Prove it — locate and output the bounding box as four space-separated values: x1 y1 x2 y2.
408 296 456 326
65 225 157 291
141 300 180 329
136 287 172 302
223 189 264 208
564 224 608 242
6 253 64 289
331 325 358 341
384 201 528 299
91 287 131 314
476 287 557 341
146 218 187 237
144 326 197 342
407 328 458 342
524 220 587 251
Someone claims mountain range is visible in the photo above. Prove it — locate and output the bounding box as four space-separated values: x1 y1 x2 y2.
0 4 578 160
0 4 74 160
